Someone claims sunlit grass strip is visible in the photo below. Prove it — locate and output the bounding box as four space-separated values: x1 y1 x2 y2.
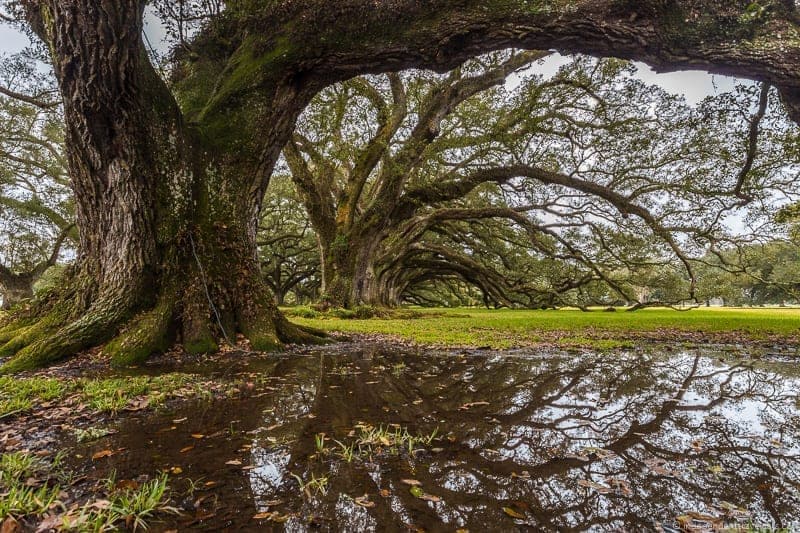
290 307 800 349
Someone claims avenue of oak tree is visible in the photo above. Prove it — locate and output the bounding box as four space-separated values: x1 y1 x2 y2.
1 0 800 372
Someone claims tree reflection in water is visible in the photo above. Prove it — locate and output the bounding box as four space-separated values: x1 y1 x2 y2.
87 345 800 531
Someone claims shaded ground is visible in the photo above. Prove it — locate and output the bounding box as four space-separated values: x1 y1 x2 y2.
2 341 799 531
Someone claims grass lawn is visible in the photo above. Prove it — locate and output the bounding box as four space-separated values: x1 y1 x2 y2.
290 307 800 349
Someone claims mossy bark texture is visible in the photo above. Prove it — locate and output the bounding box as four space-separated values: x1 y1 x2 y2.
2 0 799 370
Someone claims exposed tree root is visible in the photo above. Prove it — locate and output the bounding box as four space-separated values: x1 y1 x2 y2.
0 270 330 373
105 295 175 367
0 297 132 373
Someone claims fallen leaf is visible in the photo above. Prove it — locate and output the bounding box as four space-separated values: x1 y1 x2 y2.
91 449 114 460
401 479 422 486
502 507 526 519
115 479 140 491
577 480 612 494
170 466 183 475
379 489 391 497
225 460 242 466
191 434 205 439
180 446 195 453
354 494 376 508
409 486 425 498
458 401 490 410
2 517 20 533
253 512 274 520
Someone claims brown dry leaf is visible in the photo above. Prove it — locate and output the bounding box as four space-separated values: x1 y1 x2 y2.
418 493 441 502
225 460 242 466
253 512 274 520
191 434 205 439
379 489 391 498
88 500 112 510
180 446 195 453
458 401 490 410
354 494 376 508
125 398 149 412
34 514 62 533
115 479 140 491
91 449 114 460
170 466 183 475
401 479 422 486
577 480 612 494
1 517 20 533
605 478 632 497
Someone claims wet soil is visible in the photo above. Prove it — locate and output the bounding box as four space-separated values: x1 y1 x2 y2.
4 342 800 531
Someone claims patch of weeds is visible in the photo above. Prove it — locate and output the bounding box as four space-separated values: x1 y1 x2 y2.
0 376 66 418
76 374 197 413
391 362 406 376
75 426 115 443
0 483 62 521
283 306 321 319
0 451 64 522
291 472 329 497
335 424 439 460
61 473 178 531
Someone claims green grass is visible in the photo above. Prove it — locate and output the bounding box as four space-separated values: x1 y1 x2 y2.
1 450 177 530
0 373 206 418
289 307 800 349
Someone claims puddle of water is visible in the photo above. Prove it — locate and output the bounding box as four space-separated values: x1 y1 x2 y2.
67 345 800 531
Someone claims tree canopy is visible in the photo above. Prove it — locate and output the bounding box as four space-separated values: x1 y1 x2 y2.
0 0 798 371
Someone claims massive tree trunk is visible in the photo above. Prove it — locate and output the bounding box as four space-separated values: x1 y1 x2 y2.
318 229 386 308
2 0 799 371
0 1 320 372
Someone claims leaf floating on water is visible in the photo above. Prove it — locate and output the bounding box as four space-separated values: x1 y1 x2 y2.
354 494 376 508
180 446 195 453
577 480 612 494
605 478 632 497
458 401 490 411
191 434 205 439
502 507 526 519
690 439 705 452
564 453 590 462
401 479 422 486
676 511 724 531
91 449 114 460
